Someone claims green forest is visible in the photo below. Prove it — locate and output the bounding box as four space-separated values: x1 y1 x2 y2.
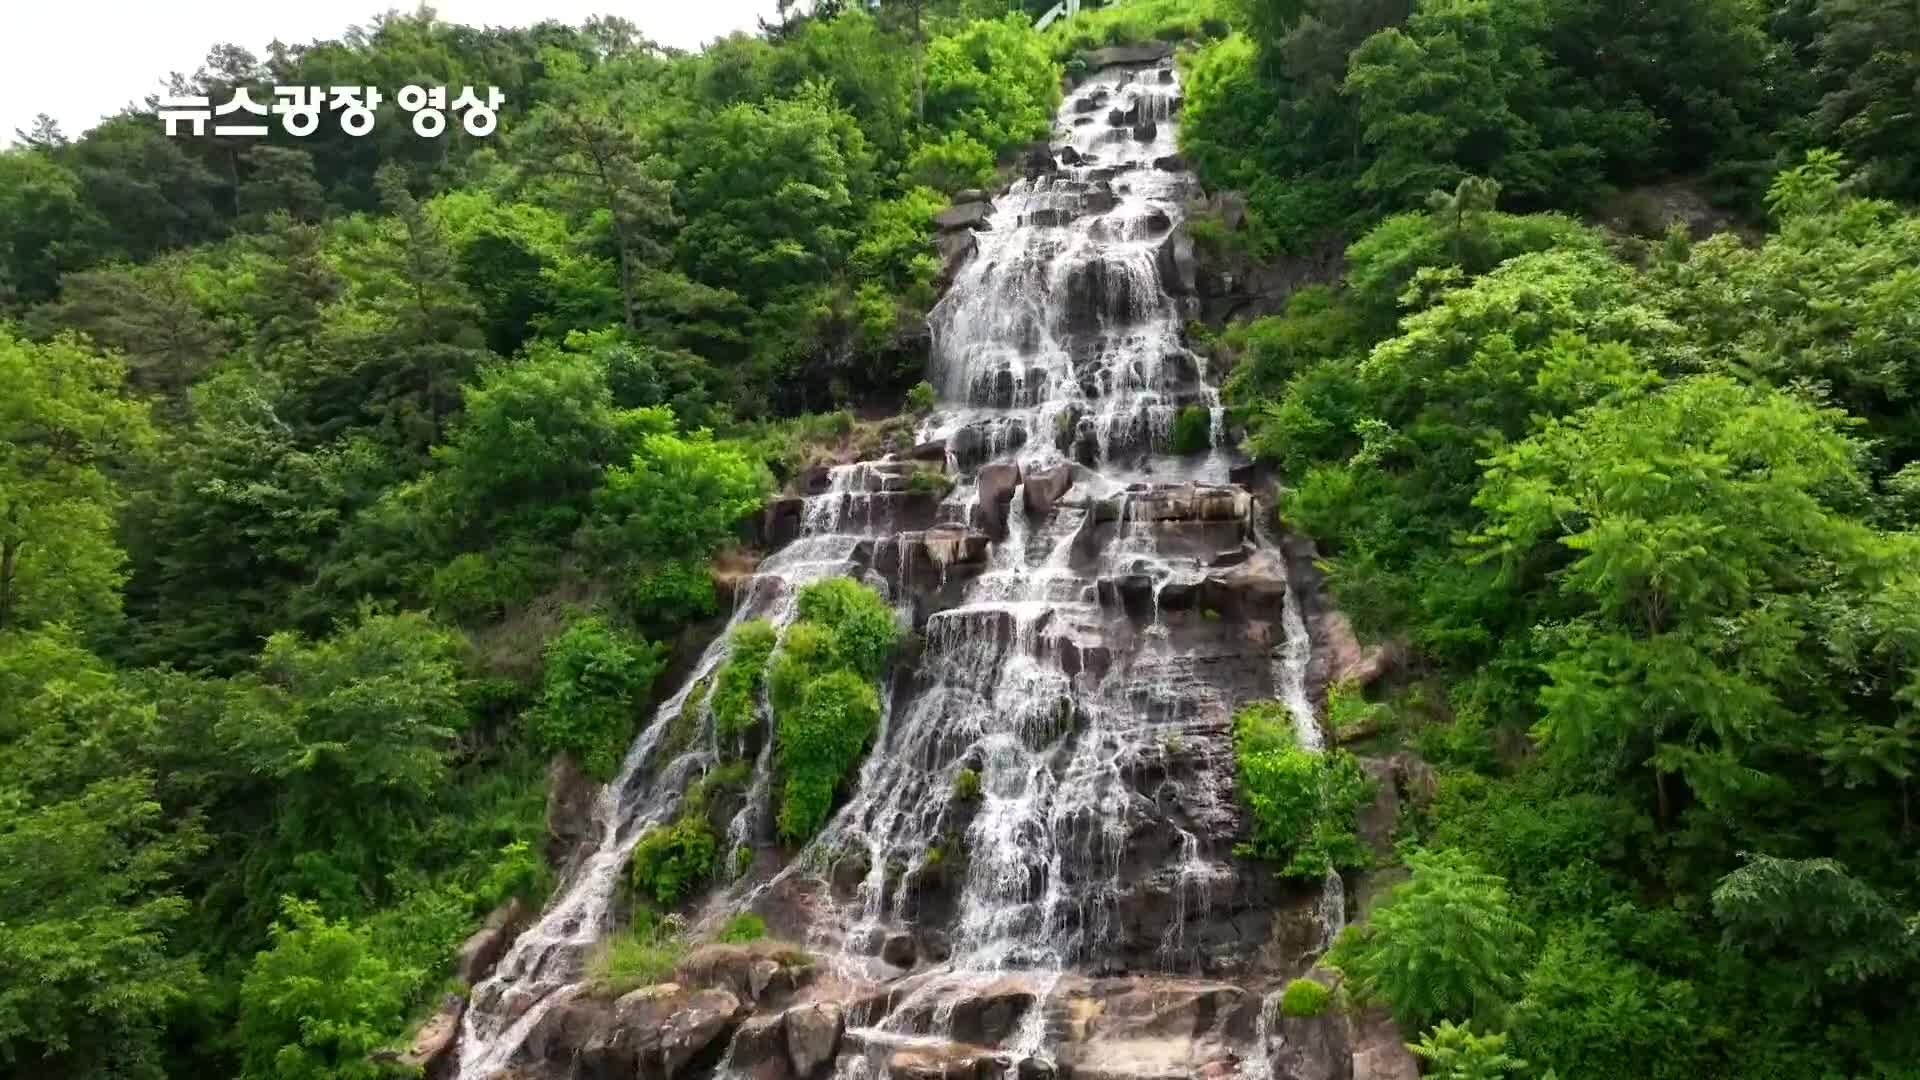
2 0 1917 1077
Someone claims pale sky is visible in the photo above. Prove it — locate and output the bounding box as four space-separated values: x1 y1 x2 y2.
0 0 783 145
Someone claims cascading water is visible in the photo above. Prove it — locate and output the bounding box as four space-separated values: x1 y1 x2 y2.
457 56 1343 1080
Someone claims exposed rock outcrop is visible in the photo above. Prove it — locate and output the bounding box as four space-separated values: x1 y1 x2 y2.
543 753 599 865
457 898 527 985
936 202 995 231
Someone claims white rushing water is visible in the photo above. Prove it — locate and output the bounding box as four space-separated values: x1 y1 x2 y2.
457 57 1337 1079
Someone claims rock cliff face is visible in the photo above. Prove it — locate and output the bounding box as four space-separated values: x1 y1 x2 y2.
449 54 1413 1080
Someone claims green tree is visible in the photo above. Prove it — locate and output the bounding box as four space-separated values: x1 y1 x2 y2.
0 771 206 1080
235 899 416 1080
0 330 154 633
532 616 666 781
1327 847 1534 1030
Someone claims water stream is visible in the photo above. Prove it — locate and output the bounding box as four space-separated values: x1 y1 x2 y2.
456 57 1337 1079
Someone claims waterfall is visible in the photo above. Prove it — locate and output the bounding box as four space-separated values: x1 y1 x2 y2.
456 57 1333 1079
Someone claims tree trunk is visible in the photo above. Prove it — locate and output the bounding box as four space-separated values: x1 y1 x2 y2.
0 537 18 631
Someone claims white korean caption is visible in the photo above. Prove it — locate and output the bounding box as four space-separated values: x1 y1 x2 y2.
159 86 506 138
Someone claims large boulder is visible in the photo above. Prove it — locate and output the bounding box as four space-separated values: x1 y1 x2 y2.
1269 971 1352 1080
935 202 995 231
937 230 979 282
1156 224 1198 296
676 942 816 1009
974 463 1022 540
456 897 526 985
785 1002 845 1078
726 1014 794 1080
526 985 748 1080
1132 121 1159 142
1023 463 1075 518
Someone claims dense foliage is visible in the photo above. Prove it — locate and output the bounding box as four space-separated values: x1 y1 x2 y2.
1231 700 1373 879
1233 147 1920 1078
769 578 901 841
1181 0 1920 252
0 3 1043 1075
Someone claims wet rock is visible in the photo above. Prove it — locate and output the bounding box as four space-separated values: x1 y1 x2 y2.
936 202 995 231
1063 257 1144 333
1023 463 1075 517
727 1014 793 1080
1020 142 1056 178
1158 67 1175 84
1082 42 1174 68
544 753 600 865
1132 121 1158 142
526 985 747 1080
1082 189 1118 214
882 932 919 968
910 439 948 463
1027 208 1072 228
953 189 994 206
1143 208 1173 234
948 426 984 469
1073 116 1094 127
785 1002 844 1078
974 463 1022 540
1057 145 1082 166
1152 153 1187 172
937 230 979 282
887 978 1035 1046
457 897 526 985
922 525 992 570
1156 224 1198 296
1106 103 1140 128
1073 95 1102 114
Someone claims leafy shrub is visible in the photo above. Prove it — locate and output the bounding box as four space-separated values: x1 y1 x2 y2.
777 669 881 842
1168 404 1213 455
793 577 899 679
620 557 718 635
1231 701 1374 879
237 899 418 1080
906 380 937 414
717 912 767 943
952 767 982 801
1326 848 1532 1031
1410 1020 1528 1080
1279 977 1333 1018
627 813 717 908
770 579 899 842
532 616 665 781
712 619 778 751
